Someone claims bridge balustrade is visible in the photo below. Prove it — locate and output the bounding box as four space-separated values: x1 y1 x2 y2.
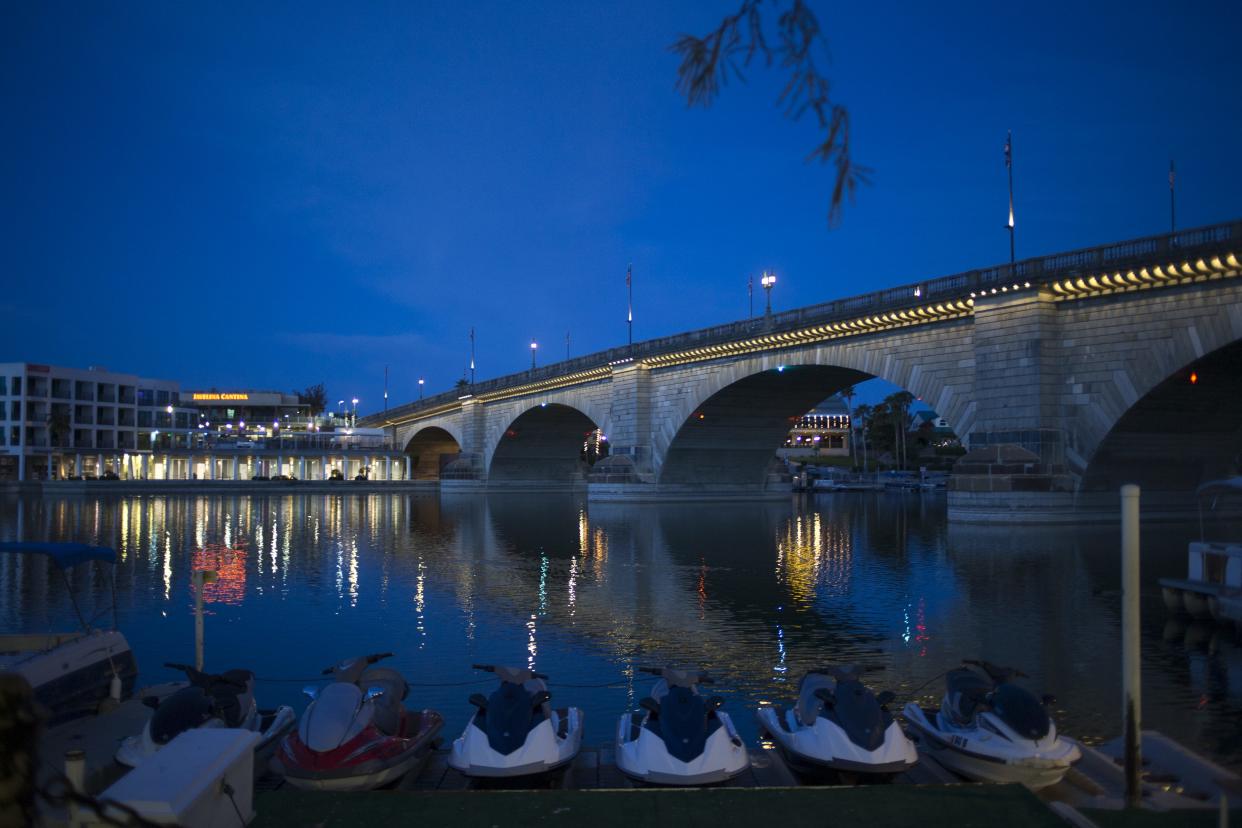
372 220 1241 426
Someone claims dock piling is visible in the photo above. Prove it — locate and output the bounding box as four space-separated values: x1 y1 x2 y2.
65 749 85 828
193 569 218 671
1121 483 1142 809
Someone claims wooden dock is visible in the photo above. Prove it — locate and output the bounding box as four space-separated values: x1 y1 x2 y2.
35 694 1241 827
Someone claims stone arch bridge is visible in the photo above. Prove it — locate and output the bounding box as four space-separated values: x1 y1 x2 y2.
365 222 1242 516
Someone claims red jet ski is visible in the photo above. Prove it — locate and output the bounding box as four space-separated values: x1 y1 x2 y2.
271 652 443 791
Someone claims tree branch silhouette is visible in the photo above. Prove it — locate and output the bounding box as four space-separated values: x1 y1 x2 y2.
671 0 869 227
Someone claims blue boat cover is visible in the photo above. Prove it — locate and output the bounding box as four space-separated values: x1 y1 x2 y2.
0 542 117 568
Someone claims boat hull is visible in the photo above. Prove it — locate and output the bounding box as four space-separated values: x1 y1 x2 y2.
448 707 583 778
615 711 748 786
903 704 1079 790
4 630 138 723
272 709 443 791
280 747 430 791
756 706 917 776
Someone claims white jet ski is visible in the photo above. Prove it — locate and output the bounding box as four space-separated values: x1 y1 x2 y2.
902 659 1080 790
615 666 748 786
756 665 917 777
116 662 295 772
448 664 583 779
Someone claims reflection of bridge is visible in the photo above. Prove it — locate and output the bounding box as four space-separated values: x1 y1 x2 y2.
366 223 1242 513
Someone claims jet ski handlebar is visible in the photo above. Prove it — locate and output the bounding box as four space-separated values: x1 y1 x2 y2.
962 659 1028 681
472 664 550 681
164 662 248 690
321 652 394 675
638 666 712 685
813 664 884 679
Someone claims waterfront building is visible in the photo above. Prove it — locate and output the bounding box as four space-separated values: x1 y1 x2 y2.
0 362 407 481
0 362 184 481
780 395 851 459
910 410 960 448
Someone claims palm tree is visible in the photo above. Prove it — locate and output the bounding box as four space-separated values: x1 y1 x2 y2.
883 391 915 469
853 403 872 471
839 386 856 468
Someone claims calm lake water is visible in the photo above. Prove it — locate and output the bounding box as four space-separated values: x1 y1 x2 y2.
2 492 1239 768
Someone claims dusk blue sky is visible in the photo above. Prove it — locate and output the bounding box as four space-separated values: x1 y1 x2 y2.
4 1 1240 413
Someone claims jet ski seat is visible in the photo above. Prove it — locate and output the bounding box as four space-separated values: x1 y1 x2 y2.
480 680 548 755
945 668 992 725
643 685 721 762
361 666 410 735
360 666 409 701
205 669 255 727
795 673 834 726
522 678 552 718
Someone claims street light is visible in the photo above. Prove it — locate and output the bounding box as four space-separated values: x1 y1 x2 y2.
351 397 359 427
761 271 776 317
530 340 538 371
418 378 425 400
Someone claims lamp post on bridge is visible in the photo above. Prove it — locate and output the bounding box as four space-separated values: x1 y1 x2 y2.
351 397 358 428
530 340 538 373
761 271 776 321
418 378 424 400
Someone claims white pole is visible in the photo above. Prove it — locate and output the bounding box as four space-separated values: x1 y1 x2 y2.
191 570 219 671
194 570 205 671
1121 483 1142 809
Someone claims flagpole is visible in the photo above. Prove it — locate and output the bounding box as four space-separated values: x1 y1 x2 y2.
469 327 476 385
383 365 388 412
1005 130 1015 266
626 263 633 350
1169 159 1176 235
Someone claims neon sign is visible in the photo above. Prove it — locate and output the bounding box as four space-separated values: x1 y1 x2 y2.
190 393 250 401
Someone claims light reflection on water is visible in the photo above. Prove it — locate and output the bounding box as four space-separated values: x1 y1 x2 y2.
1 491 1239 768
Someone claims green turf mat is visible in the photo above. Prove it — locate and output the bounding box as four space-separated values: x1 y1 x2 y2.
255 784 1066 828
1082 806 1239 828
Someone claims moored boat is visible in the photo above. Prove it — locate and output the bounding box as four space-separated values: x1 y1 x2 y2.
0 542 138 723
1158 477 1242 622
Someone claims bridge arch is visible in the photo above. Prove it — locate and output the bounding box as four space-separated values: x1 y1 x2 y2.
1054 280 1242 484
404 425 463 479
1079 338 1242 493
650 332 973 487
659 365 867 486
487 402 606 485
